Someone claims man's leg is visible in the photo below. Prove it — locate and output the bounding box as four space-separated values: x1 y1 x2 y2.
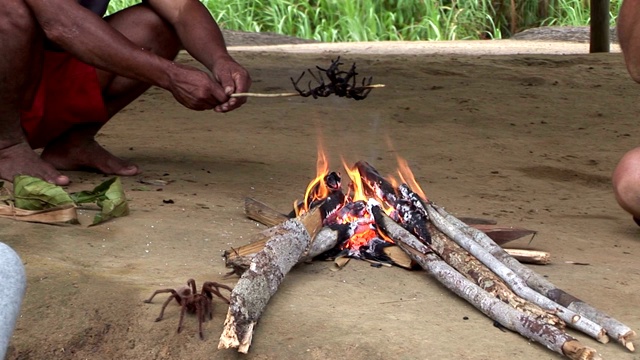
0 243 27 359
613 147 640 222
0 0 69 185
615 0 640 222
619 0 640 82
40 4 180 175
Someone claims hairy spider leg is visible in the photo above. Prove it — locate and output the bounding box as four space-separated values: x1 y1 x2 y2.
143 289 183 322
203 282 233 304
177 298 190 334
195 299 207 340
187 278 198 295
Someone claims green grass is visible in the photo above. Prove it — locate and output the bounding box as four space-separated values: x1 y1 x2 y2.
106 0 621 41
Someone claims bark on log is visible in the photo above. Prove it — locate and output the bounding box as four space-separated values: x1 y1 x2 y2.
434 204 637 351
218 208 324 353
373 207 601 360
424 221 562 327
425 204 608 343
223 227 340 273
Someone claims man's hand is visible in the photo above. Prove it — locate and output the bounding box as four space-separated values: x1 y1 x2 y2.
166 59 250 112
211 55 252 113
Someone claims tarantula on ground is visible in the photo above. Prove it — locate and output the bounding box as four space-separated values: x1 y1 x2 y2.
290 56 374 100
143 279 232 339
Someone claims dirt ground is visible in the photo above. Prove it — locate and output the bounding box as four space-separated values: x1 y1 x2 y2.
3 36 640 360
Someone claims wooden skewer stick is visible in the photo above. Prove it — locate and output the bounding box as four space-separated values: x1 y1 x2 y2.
231 84 386 98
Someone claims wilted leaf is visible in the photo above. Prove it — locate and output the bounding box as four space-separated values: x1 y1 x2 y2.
75 177 129 226
69 177 115 204
13 175 75 210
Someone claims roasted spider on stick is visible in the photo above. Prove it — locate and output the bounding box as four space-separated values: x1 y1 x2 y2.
231 57 384 100
290 56 375 100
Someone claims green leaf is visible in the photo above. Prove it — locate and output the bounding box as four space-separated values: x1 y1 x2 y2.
13 175 75 210
70 177 117 204
72 177 129 226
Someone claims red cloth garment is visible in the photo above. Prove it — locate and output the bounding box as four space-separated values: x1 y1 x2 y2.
20 51 108 149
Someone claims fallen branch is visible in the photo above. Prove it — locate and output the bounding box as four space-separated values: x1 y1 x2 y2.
425 222 562 327
434 204 637 351
218 207 325 353
425 203 608 343
503 248 551 265
244 197 289 226
223 226 340 273
372 206 601 360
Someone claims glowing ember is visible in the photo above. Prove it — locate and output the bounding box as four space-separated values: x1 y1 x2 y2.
297 152 428 262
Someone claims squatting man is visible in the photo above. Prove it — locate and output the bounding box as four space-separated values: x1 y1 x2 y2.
0 0 251 186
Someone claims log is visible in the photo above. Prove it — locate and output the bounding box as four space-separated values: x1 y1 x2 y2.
434 204 637 351
373 207 601 360
424 221 562 327
503 248 551 265
425 204 608 343
218 208 324 353
379 245 550 268
244 197 289 227
223 226 340 274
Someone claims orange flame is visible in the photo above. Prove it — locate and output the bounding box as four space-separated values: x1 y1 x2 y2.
341 159 367 203
294 148 331 216
396 156 427 201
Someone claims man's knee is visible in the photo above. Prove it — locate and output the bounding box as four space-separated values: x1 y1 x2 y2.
0 0 38 36
107 4 180 59
613 148 640 217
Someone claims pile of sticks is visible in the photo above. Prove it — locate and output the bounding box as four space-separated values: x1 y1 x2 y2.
217 163 636 359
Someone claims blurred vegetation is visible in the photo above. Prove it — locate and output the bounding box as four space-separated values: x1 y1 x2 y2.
107 0 621 41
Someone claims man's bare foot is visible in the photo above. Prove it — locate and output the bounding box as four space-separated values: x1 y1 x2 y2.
0 141 70 185
41 137 140 177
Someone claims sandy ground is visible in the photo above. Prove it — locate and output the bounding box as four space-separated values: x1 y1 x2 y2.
3 38 640 360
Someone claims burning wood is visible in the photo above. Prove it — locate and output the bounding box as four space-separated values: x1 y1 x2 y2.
219 157 635 357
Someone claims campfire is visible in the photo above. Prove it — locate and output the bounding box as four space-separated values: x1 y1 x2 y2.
217 152 636 360
289 152 430 266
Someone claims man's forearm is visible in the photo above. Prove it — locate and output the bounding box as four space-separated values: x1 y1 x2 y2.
26 0 174 89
